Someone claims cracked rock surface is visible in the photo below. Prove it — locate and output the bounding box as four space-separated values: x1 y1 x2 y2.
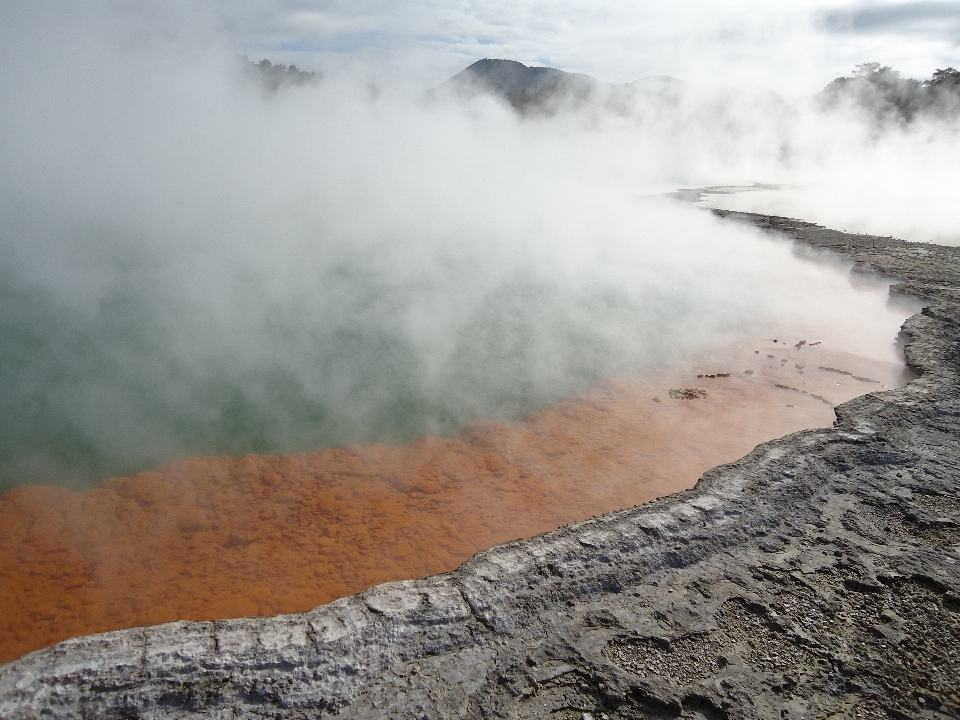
2 211 959 719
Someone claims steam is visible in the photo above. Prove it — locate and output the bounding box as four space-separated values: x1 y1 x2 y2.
0 10 948 492
687 64 960 243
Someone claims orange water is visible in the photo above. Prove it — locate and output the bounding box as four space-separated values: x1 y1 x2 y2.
0 336 905 663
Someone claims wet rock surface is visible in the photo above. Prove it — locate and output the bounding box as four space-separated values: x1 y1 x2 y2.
2 211 960 719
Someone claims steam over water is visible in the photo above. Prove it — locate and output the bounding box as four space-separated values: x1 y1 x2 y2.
1 192 894 492
1 40 947 493
5 4 959 663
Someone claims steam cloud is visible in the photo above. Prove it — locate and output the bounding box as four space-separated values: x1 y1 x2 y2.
0 6 951 492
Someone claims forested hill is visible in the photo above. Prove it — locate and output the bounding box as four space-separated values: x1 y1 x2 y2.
820 63 960 122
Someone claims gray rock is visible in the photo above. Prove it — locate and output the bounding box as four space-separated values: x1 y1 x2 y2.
3 211 960 718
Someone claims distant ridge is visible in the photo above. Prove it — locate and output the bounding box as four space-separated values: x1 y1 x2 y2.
432 59 614 115
446 59 600 113
439 60 960 124
433 59 684 116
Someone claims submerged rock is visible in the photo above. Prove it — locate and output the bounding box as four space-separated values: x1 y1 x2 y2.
2 212 960 718
668 388 710 399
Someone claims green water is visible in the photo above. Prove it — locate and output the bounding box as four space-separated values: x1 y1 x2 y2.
0 251 726 494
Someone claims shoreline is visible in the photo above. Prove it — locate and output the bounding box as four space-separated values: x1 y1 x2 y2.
2 211 959 718
0 337 904 664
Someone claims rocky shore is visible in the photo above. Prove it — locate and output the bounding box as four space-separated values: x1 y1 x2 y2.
2 211 959 719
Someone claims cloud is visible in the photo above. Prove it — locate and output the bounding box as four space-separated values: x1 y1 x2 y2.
821 1 960 38
199 1 960 93
9 1 960 93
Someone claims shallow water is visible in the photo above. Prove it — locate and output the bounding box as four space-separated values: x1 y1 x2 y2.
0 333 907 663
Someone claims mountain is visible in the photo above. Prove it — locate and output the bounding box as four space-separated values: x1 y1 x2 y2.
442 59 603 114
433 59 687 117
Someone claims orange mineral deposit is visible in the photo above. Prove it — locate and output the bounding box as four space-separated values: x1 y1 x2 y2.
0 340 905 663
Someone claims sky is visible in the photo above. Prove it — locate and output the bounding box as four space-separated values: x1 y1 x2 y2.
203 0 960 91
3 1 959 93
